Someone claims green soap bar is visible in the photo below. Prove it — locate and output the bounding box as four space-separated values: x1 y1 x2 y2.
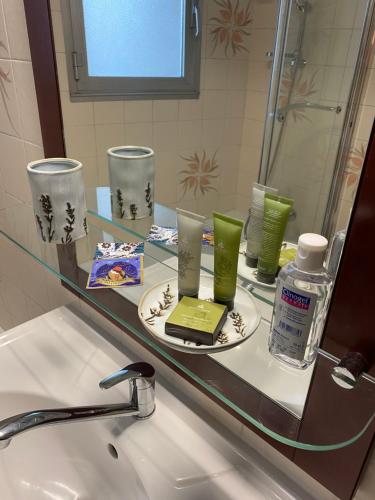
165 296 228 346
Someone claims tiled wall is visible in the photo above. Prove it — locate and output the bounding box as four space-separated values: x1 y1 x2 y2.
236 0 277 213
52 0 258 217
0 0 75 329
263 0 369 241
335 36 375 231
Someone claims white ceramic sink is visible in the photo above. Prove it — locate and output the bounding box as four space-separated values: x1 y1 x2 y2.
0 307 312 500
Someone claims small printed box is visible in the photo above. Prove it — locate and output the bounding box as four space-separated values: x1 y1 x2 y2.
165 296 227 345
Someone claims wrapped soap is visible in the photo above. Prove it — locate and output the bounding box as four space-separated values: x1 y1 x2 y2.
165 297 227 346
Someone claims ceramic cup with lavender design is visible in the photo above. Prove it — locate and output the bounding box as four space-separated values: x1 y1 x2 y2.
27 158 88 244
107 146 155 220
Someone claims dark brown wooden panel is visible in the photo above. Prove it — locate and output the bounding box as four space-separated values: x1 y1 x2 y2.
321 120 375 375
23 0 65 157
294 355 375 500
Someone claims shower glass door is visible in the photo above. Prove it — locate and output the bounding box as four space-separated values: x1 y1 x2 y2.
260 0 371 242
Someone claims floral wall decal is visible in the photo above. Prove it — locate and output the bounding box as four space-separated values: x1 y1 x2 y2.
209 0 252 58
179 151 219 198
279 68 319 122
0 65 18 134
344 143 367 198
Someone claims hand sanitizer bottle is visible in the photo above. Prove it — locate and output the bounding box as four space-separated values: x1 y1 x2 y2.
269 233 333 369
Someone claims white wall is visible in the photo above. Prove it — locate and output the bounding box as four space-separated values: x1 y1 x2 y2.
0 0 76 329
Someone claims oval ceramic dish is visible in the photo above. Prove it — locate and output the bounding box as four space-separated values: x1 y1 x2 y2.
138 275 261 354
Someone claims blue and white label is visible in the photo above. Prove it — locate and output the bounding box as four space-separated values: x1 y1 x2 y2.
272 283 317 361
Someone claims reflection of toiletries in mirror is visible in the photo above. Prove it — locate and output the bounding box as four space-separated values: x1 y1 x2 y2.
257 193 293 284
269 233 333 369
177 208 205 301
213 213 243 311
245 183 278 268
327 229 346 279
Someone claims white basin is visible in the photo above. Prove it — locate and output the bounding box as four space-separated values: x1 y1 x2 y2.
0 393 148 500
0 306 312 500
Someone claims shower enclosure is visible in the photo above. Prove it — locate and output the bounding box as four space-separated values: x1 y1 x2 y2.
258 0 374 242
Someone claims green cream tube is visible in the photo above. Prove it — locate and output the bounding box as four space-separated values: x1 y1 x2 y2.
213 213 243 311
177 208 205 300
257 193 293 284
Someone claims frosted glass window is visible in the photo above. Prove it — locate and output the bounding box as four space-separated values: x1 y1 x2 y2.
82 0 186 78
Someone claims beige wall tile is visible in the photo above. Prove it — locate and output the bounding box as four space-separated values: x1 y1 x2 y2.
0 59 21 137
55 53 69 92
61 91 94 126
245 90 268 121
223 118 244 146
153 100 179 122
51 10 65 54
227 59 248 89
363 67 375 106
356 105 374 141
12 60 43 145
0 4 9 59
124 122 153 147
2 0 30 60
225 90 246 118
241 119 265 150
248 29 275 63
153 121 178 151
124 101 152 123
334 0 358 29
251 0 277 30
202 119 225 149
95 123 124 156
80 156 98 188
247 61 272 92
93 100 123 124
202 90 227 119
49 0 61 12
178 120 203 150
0 132 30 202
179 98 203 121
202 59 229 90
64 124 96 158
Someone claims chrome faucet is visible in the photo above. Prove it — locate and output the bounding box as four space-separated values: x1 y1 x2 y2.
0 362 155 449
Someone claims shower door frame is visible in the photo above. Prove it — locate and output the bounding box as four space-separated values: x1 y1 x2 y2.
258 0 375 239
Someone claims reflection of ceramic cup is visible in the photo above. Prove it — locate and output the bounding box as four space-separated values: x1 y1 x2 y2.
108 146 155 220
27 158 87 244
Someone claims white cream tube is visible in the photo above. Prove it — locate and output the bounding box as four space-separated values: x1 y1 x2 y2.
177 208 205 300
245 183 278 268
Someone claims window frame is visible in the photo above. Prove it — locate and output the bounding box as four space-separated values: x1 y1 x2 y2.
60 0 201 101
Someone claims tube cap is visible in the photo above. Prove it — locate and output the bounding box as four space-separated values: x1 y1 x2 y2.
295 233 328 272
246 254 258 268
214 297 234 312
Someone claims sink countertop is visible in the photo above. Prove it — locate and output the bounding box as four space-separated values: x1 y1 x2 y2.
0 306 314 500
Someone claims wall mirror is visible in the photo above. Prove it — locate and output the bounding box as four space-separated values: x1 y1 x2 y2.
13 1 375 497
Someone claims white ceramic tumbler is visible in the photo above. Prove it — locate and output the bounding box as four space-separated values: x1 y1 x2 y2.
27 158 87 244
107 146 155 220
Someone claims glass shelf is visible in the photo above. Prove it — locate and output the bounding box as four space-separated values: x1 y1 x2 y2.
0 197 374 451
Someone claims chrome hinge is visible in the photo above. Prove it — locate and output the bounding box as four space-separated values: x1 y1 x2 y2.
72 51 82 81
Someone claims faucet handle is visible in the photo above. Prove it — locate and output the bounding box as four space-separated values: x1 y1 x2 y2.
99 362 155 390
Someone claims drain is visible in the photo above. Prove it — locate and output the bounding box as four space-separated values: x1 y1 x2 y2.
107 443 119 459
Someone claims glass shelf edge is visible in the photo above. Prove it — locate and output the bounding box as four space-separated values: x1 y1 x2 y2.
1 228 373 452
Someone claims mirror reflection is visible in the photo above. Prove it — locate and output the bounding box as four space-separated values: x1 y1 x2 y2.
49 0 375 420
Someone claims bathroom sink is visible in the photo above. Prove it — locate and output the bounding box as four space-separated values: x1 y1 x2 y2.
0 307 314 500
0 393 148 500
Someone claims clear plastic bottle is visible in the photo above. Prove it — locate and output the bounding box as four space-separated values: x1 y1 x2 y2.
269 233 333 369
